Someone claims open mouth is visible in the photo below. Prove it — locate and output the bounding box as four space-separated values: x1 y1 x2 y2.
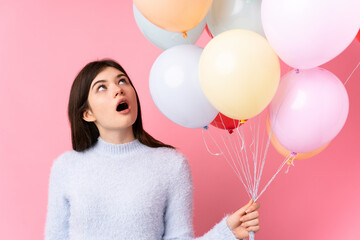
116 102 129 112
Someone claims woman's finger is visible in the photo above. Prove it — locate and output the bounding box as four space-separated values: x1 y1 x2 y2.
226 199 254 230
245 202 260 214
233 199 254 218
240 210 259 222
240 218 259 228
246 225 260 233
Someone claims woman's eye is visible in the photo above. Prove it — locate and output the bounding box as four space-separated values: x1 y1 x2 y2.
98 85 106 91
119 78 127 84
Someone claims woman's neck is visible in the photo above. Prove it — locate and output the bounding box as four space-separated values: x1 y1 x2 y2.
98 127 135 144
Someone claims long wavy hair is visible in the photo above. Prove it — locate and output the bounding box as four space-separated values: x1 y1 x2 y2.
68 59 174 151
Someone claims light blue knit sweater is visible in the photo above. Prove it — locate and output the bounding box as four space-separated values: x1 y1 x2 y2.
44 137 238 240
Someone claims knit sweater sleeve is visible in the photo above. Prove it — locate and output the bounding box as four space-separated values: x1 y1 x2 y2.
44 153 71 240
163 153 238 240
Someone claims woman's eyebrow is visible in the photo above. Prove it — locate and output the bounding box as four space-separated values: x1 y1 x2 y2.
91 74 127 90
116 73 126 79
91 79 107 90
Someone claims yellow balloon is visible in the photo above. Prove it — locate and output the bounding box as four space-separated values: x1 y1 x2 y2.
265 115 329 163
133 0 213 33
199 29 280 120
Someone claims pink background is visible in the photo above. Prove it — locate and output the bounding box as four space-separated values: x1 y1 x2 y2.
0 0 359 239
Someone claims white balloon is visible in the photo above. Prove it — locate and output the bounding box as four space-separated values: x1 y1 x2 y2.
206 0 265 37
149 45 218 128
133 4 206 50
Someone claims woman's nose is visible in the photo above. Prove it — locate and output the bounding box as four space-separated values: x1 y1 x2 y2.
113 85 124 97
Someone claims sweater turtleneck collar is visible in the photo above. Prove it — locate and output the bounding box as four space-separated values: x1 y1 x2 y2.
92 136 146 156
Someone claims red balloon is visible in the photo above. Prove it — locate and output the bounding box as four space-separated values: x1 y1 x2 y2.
210 113 246 133
205 24 213 38
356 29 360 42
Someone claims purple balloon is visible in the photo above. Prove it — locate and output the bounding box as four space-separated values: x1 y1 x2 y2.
269 68 349 153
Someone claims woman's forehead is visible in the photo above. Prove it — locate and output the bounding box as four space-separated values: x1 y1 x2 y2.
95 67 125 79
91 67 127 85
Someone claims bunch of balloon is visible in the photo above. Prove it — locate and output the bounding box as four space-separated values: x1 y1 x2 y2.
263 0 358 163
131 1 359 239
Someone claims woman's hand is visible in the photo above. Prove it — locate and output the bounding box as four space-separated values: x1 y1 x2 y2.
226 199 260 239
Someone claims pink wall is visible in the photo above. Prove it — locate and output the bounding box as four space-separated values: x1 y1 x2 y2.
1 0 359 239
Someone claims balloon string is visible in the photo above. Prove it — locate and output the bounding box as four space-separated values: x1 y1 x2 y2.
202 126 252 198
223 115 254 197
201 127 222 156
252 114 261 195
251 117 257 195
255 153 293 201
255 119 273 197
242 120 253 196
218 113 227 131
257 113 266 192
240 126 256 197
344 61 360 85
285 153 296 174
254 112 265 198
234 127 256 197
249 231 255 240
224 130 245 182
219 127 251 193
233 126 253 195
217 115 252 196
285 164 291 174
221 134 253 199
221 131 244 179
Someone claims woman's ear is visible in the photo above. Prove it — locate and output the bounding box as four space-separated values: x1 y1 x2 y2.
83 109 96 122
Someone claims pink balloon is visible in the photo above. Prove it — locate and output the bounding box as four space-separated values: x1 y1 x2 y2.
269 68 349 153
261 0 360 69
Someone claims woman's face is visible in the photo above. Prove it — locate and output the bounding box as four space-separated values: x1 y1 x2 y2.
83 66 138 136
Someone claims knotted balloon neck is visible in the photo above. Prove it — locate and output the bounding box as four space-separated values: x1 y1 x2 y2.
182 32 188 38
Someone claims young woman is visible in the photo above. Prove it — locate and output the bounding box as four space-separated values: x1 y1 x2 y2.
44 59 260 240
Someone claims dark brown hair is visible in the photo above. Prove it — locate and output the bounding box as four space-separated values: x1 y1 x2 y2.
68 59 175 151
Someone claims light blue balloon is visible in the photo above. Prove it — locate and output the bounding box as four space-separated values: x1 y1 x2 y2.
133 4 206 50
206 0 265 38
